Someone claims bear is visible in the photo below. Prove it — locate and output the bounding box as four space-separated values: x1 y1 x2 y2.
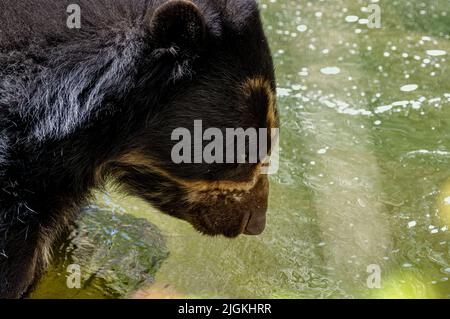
0 0 277 298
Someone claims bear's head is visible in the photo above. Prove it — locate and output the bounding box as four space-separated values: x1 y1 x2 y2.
111 0 277 238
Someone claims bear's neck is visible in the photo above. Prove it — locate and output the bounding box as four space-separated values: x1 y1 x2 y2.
2 29 164 210
20 28 148 141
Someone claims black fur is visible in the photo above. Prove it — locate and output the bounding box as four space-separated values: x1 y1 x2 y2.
0 0 275 298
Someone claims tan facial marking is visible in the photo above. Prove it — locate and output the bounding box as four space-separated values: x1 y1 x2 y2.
242 77 278 130
116 151 262 193
185 187 251 204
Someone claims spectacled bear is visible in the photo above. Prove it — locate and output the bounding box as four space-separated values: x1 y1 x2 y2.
0 0 277 298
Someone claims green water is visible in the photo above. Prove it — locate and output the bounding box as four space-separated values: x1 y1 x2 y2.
33 0 450 298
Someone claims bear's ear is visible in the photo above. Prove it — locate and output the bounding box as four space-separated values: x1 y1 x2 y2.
149 0 206 55
224 0 259 31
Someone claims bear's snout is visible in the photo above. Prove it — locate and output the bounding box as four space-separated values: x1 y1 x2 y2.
181 175 269 238
243 209 266 236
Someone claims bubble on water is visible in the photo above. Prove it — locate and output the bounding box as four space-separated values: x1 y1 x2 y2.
277 88 292 97
374 120 382 126
345 15 359 23
317 148 328 155
408 221 417 228
320 66 341 75
298 70 309 76
426 50 447 56
296 24 308 32
375 105 393 114
392 101 410 107
428 97 441 104
444 196 450 205
403 263 413 268
405 150 450 158
318 97 372 116
400 84 418 92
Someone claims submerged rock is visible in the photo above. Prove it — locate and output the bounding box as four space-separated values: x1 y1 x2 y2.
31 205 169 298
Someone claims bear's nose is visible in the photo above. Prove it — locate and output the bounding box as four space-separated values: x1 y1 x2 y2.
243 211 266 235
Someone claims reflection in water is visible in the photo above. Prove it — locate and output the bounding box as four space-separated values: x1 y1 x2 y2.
437 179 450 227
33 0 449 298
31 205 168 299
304 107 392 294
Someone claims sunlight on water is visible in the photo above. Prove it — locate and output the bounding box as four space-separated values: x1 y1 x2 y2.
33 0 449 299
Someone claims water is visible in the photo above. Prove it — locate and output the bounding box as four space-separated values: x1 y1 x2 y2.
33 0 449 298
